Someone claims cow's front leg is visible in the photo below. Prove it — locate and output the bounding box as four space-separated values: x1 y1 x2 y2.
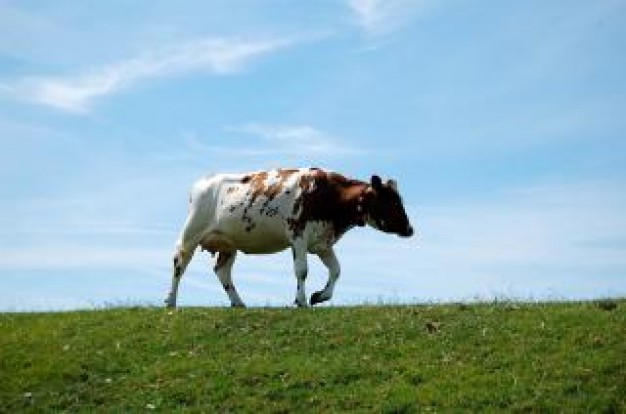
291 241 309 307
311 249 340 306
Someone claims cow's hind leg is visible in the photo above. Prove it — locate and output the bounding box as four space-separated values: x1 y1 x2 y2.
310 249 340 306
214 251 246 308
166 208 206 308
165 245 196 308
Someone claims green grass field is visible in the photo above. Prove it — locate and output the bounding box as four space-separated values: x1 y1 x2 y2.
1 300 624 413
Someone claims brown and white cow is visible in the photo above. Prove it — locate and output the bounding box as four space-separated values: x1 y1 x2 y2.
165 167 414 308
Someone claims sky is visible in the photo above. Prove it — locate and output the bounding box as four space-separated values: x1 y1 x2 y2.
1 0 625 311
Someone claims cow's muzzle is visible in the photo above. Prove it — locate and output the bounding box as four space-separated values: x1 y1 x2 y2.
400 225 414 238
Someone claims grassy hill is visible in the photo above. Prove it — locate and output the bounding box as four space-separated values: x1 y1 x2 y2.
1 300 624 413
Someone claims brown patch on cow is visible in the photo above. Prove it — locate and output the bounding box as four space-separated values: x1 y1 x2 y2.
278 168 299 178
245 171 269 204
226 186 237 194
214 251 234 272
289 169 368 238
242 169 298 218
237 169 305 233
264 169 298 200
201 239 233 255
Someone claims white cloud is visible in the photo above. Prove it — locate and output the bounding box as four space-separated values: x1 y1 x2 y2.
8 37 292 113
347 0 435 35
168 124 367 162
228 124 364 155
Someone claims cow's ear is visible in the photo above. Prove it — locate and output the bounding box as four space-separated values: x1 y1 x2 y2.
371 175 383 190
387 179 398 191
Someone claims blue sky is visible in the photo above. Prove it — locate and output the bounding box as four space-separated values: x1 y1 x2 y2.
1 0 625 311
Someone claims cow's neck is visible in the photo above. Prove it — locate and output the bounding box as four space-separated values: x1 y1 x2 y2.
354 184 370 227
335 182 370 234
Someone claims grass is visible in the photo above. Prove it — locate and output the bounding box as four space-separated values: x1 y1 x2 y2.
1 300 624 412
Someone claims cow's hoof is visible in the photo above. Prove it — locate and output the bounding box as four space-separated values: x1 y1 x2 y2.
231 303 246 309
294 299 308 308
164 299 176 309
310 291 328 306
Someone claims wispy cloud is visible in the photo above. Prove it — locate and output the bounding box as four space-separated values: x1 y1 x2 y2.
347 0 435 36
6 37 292 113
165 124 367 163
227 124 365 156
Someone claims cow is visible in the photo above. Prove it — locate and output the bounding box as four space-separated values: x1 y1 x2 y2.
165 167 414 308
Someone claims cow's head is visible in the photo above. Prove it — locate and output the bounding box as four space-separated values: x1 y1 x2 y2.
365 175 414 238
